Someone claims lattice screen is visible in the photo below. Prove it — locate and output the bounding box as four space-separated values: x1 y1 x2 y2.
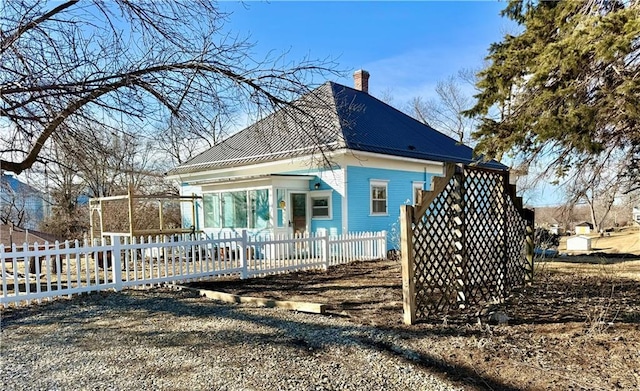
403 165 534 322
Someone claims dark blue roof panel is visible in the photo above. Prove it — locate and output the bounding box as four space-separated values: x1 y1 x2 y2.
329 83 506 170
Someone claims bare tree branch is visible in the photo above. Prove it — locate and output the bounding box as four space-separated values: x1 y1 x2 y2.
0 0 78 53
1 0 339 175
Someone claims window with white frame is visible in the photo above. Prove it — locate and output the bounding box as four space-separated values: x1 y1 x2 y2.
203 189 270 229
370 180 388 215
412 181 425 205
311 190 332 219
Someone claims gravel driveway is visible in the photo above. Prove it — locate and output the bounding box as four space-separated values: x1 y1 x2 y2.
1 288 461 391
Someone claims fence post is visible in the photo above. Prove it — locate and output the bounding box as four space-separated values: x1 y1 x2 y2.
322 231 330 269
452 168 466 309
240 230 248 279
523 208 535 283
499 171 509 298
400 205 416 325
113 238 123 291
380 230 387 259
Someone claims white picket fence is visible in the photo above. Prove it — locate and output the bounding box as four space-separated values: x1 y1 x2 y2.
1 230 387 307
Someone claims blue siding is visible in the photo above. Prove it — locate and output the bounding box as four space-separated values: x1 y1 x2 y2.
310 188 342 235
346 166 434 249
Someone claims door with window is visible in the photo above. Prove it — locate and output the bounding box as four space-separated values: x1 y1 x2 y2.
290 193 307 235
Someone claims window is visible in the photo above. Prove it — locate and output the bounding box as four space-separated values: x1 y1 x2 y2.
203 193 220 228
311 191 332 219
203 189 270 229
412 181 425 205
222 191 247 228
370 180 388 215
249 189 270 229
276 189 286 228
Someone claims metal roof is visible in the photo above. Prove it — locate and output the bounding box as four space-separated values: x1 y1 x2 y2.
170 82 506 175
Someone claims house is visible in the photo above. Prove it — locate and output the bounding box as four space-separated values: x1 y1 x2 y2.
0 173 49 230
574 221 594 235
167 71 507 249
633 206 640 226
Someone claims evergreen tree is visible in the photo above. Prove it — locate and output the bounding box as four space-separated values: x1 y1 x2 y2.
467 0 639 192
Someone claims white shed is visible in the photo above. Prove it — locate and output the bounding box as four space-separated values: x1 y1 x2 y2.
567 235 592 252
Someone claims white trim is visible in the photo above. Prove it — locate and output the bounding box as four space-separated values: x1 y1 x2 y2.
168 147 445 183
168 155 322 182
174 142 341 171
370 179 389 216
182 174 315 186
343 149 442 168
342 167 348 233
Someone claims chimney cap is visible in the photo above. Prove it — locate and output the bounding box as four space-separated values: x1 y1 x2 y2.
353 69 370 93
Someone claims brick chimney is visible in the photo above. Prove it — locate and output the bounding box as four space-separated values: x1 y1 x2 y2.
353 69 370 93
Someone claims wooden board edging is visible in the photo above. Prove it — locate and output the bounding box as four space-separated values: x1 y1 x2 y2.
173 285 326 315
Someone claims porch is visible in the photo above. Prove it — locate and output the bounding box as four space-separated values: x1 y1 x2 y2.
188 173 342 239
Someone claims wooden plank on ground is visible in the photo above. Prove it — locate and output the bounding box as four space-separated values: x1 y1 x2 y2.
175 286 326 315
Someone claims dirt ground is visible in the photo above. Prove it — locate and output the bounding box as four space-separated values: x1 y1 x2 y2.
188 256 640 391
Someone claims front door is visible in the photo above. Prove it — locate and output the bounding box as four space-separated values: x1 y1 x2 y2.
290 193 307 235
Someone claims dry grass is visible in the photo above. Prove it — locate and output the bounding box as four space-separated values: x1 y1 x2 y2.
540 229 640 281
539 259 640 281
558 226 640 255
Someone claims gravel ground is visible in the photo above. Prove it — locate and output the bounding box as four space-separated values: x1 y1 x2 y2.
1 288 462 391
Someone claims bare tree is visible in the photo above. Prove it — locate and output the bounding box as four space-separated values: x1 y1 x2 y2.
408 69 478 144
157 113 232 166
37 144 88 238
562 153 628 233
0 0 338 175
41 128 176 239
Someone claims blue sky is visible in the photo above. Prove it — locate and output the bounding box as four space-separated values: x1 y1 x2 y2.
218 1 562 206
219 1 513 101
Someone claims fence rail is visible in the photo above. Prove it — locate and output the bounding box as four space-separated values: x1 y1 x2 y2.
1 230 387 307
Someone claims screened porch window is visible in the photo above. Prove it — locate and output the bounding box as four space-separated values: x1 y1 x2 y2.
203 189 270 229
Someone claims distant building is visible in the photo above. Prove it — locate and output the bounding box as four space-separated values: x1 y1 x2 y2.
634 206 640 226
0 174 49 230
549 224 565 235
574 221 593 235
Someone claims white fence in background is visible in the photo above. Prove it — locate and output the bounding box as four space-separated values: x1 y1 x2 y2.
1 230 387 307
